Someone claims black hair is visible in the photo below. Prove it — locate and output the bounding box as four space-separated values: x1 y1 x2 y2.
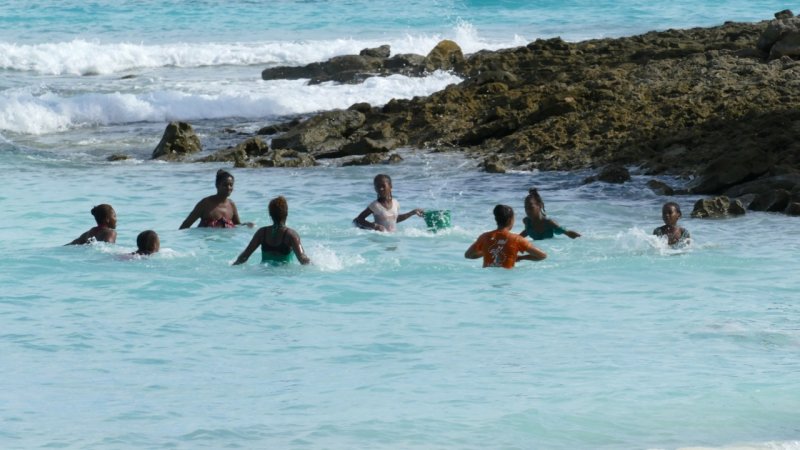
493 204 514 228
663 201 682 215
525 187 546 215
216 169 234 185
136 230 159 254
373 173 392 187
268 196 288 224
90 204 114 225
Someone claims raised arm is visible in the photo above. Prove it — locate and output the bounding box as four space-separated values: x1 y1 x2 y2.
233 228 264 265
353 207 385 231
397 208 424 223
287 229 311 265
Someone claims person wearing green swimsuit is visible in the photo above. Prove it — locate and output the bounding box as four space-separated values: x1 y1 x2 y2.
233 196 311 266
519 188 581 241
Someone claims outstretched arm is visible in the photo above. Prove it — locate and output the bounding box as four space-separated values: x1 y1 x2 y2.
66 230 91 245
233 228 264 265
353 207 385 231
397 208 424 223
549 219 580 239
287 230 311 265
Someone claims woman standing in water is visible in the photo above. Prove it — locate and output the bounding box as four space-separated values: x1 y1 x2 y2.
180 169 248 229
233 196 310 266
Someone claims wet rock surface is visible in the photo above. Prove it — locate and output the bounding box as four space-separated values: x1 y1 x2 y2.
169 13 800 216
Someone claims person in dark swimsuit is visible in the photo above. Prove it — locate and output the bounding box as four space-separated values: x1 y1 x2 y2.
66 204 117 245
180 169 250 229
233 196 310 266
519 188 581 241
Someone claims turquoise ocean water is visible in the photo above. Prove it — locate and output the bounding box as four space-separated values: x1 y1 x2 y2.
2 1 799 449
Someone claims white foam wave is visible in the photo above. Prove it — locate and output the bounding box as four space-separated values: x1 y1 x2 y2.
0 23 525 76
0 71 462 134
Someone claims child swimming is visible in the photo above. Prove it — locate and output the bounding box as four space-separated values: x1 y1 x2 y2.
353 174 424 232
465 204 547 269
66 204 117 245
180 169 249 229
653 201 691 246
233 196 310 266
133 230 160 256
520 188 581 240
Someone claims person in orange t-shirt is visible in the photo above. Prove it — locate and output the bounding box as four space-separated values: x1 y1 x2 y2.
465 204 547 269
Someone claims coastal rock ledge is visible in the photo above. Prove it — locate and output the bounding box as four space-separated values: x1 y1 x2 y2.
256 11 800 215
152 12 800 216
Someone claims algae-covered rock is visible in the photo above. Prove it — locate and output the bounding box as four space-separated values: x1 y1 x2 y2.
691 196 746 218
152 122 202 160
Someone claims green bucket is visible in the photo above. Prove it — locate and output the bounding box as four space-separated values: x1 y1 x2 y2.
424 210 451 232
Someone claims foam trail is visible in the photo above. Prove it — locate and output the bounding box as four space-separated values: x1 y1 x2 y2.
0 71 463 134
0 26 524 76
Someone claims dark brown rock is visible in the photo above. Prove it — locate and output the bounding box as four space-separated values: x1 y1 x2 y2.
425 40 466 73
691 196 746 218
250 149 316 168
152 122 202 160
360 45 391 58
197 137 269 163
271 110 366 154
785 201 800 215
748 188 792 211
689 150 774 194
107 154 129 161
647 179 675 196
587 165 631 184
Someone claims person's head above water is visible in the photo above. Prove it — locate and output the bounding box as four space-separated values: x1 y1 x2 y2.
91 204 117 228
493 204 514 228
662 201 682 225
373 173 392 199
136 230 160 255
215 169 234 197
524 188 546 218
268 196 288 225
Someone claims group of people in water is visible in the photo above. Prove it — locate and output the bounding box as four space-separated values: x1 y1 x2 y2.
66 169 691 268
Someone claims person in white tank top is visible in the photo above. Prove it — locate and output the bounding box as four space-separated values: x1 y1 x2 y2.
353 174 424 232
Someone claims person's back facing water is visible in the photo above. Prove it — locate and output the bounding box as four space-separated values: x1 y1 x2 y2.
234 196 310 266
465 204 547 269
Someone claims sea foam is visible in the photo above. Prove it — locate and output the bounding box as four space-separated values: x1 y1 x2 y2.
0 71 463 135
0 23 525 77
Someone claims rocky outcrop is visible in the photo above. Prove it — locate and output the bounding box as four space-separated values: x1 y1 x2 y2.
152 122 202 160
583 165 631 184
691 196 747 218
756 12 800 59
196 137 270 163
261 42 467 85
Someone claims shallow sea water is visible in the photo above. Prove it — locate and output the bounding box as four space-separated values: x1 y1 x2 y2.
2 150 800 449
3 0 800 448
